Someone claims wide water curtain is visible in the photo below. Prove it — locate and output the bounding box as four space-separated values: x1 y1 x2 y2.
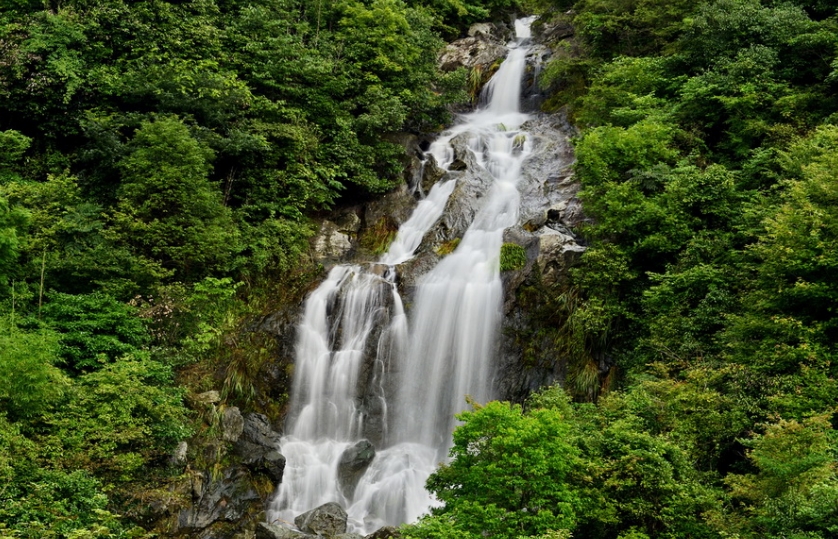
270 17 537 533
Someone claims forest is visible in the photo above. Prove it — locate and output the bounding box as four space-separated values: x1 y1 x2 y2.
1 0 837 538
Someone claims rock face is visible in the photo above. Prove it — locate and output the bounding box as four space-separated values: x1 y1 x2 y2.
313 219 355 262
438 22 511 73
222 406 244 442
491 112 587 403
294 503 348 537
235 413 286 483
337 440 376 498
177 466 260 530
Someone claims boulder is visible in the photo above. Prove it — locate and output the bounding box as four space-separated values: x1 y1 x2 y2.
222 406 244 442
467 22 511 42
262 450 287 483
536 229 586 286
235 413 286 483
335 534 364 539
438 37 507 72
314 220 354 262
240 413 283 449
535 19 574 43
337 440 376 498
294 503 348 537
420 154 446 193
257 522 314 539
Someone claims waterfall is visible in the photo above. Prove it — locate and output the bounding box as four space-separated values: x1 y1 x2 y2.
269 17 538 533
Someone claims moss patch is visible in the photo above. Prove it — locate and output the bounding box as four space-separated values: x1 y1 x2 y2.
361 216 399 256
436 237 461 256
500 243 527 272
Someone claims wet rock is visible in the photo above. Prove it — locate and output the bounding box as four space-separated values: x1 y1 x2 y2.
383 132 424 189
261 450 287 483
364 527 402 539
335 534 364 539
222 407 244 442
337 440 376 498
522 44 553 112
364 183 418 231
294 502 348 537
423 132 493 241
448 159 467 171
241 413 283 449
235 414 286 483
178 466 260 529
421 154 446 193
497 306 565 404
368 263 390 277
257 522 313 539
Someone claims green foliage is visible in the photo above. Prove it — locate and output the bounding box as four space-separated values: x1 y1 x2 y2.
114 116 241 280
0 415 147 539
717 416 838 538
40 354 189 482
409 385 728 538
510 1 838 537
0 0 488 536
499 242 527 271
0 129 30 180
40 291 149 372
0 323 68 421
0 196 27 294
415 400 581 539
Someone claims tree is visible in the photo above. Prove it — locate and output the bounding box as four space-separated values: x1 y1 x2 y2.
113 116 241 280
717 416 838 538
406 400 582 539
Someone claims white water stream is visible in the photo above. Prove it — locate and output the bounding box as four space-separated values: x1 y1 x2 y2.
269 17 537 533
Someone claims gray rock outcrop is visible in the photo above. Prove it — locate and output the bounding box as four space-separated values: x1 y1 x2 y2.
294 502 348 537
177 466 259 530
314 220 355 262
222 406 244 442
234 413 286 483
337 440 376 498
438 22 510 73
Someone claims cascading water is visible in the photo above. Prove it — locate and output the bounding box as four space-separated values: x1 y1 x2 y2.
269 17 539 533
